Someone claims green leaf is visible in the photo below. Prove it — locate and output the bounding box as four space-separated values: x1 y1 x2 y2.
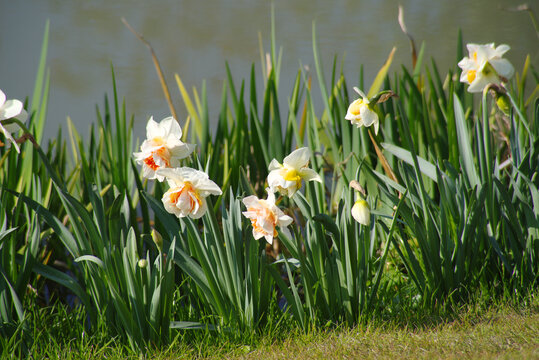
382 143 438 182
75 255 104 268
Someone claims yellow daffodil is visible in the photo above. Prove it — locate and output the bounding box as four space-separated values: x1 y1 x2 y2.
242 188 293 245
458 43 514 93
158 167 222 219
351 199 370 226
345 87 379 135
267 147 322 197
0 89 27 153
134 116 195 181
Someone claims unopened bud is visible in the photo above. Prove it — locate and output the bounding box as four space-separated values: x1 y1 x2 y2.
495 93 510 115
138 259 148 268
152 229 163 252
351 199 371 226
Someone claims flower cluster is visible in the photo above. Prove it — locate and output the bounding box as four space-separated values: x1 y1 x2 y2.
134 116 221 219
0 89 27 153
242 147 321 244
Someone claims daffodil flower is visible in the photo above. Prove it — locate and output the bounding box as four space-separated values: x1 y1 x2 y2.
158 167 222 219
351 199 370 226
458 43 514 93
0 89 28 153
267 147 322 197
134 116 195 181
345 87 379 135
242 188 293 245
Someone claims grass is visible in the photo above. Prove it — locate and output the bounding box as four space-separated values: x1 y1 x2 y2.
15 290 539 359
239 311 538 360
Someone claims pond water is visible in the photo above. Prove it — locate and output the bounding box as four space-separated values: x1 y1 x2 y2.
1 0 537 142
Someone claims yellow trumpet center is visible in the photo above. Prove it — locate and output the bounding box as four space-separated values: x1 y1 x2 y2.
283 168 303 190
467 70 477 84
349 99 363 116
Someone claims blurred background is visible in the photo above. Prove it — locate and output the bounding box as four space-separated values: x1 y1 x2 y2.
1 0 537 142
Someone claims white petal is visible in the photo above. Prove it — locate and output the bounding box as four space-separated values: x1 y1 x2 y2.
345 112 357 121
353 87 367 99
243 195 261 209
161 116 182 139
146 117 160 138
467 74 493 93
169 142 196 161
267 169 285 189
0 100 23 121
299 168 322 183
197 180 222 196
266 188 276 205
490 58 514 79
283 147 310 169
360 107 378 128
0 90 5 106
142 165 159 181
278 213 293 227
191 199 208 219
268 159 282 171
264 233 274 245
494 44 510 57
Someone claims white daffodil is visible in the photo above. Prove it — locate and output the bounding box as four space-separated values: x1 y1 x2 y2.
134 116 195 181
158 167 222 219
0 89 28 153
242 188 293 245
267 147 322 197
458 43 514 93
351 199 370 226
345 87 379 135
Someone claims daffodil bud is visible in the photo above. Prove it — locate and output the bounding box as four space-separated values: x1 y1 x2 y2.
495 93 511 115
138 259 148 268
351 199 371 226
152 229 163 252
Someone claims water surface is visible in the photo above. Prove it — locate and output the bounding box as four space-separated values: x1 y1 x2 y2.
1 1 537 142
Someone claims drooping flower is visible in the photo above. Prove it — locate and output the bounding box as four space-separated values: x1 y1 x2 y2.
0 89 28 153
458 43 514 93
267 147 322 197
242 188 293 244
351 199 370 226
134 116 195 181
345 87 379 135
158 167 222 219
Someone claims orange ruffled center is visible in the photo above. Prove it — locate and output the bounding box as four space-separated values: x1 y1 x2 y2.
144 144 171 171
248 205 278 237
169 182 202 213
